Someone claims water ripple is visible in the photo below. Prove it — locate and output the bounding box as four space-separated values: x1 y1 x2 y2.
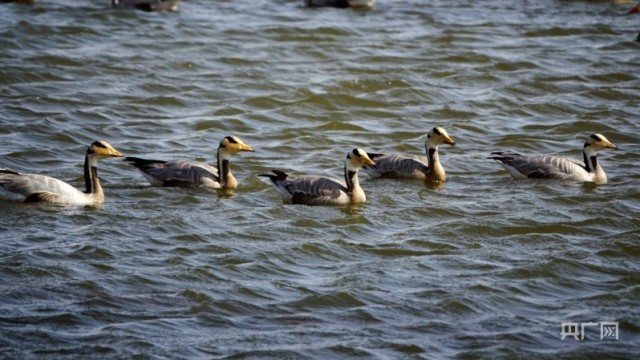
1 0 639 358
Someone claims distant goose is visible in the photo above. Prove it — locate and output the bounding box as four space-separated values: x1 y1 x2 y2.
304 0 374 9
112 0 179 12
124 135 253 189
489 133 617 184
362 127 456 183
629 2 640 42
260 148 375 205
0 141 124 205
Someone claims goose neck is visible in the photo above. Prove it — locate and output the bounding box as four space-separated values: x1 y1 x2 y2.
84 154 102 195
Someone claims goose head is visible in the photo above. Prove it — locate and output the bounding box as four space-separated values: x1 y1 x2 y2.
346 148 375 171
218 135 254 156
85 141 123 167
585 134 617 153
426 127 456 149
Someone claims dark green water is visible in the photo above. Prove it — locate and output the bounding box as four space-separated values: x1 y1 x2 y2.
1 0 639 358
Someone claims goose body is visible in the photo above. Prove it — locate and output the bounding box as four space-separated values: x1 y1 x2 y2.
304 0 373 8
363 127 456 183
112 0 179 12
0 141 123 205
124 135 253 189
260 149 375 206
490 133 617 184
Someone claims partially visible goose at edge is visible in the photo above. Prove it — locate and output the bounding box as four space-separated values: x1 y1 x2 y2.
112 0 179 12
489 133 617 185
0 1 35 4
124 135 253 189
304 0 374 9
260 148 375 206
628 2 640 42
362 127 456 183
0 141 124 205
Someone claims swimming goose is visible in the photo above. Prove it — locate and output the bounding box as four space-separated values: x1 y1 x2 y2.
362 127 456 183
489 133 617 184
0 141 124 205
112 0 179 12
124 135 253 189
304 0 374 9
260 148 375 205
629 2 640 42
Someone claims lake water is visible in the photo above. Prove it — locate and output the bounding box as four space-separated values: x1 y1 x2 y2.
1 0 639 358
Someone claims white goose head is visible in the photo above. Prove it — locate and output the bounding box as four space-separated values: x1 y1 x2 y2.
346 148 375 171
218 135 254 157
426 127 456 149
584 134 617 154
86 141 124 166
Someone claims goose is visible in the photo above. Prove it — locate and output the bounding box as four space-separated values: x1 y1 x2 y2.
304 0 374 9
489 133 617 184
260 148 375 205
362 127 456 183
112 0 179 12
629 2 640 42
124 135 253 189
0 141 124 205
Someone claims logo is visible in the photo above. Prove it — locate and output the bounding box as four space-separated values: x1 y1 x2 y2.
560 321 618 341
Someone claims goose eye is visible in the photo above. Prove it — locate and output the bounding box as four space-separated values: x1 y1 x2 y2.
226 136 238 144
432 127 442 136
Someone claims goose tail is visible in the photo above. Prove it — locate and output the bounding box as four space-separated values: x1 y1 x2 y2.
123 156 166 170
258 170 288 183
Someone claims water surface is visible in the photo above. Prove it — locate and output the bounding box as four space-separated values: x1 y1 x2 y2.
1 0 639 358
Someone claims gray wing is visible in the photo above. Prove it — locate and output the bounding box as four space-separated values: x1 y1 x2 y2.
363 153 429 179
0 170 84 202
267 172 348 205
125 158 219 187
114 0 180 11
305 0 350 7
490 152 588 179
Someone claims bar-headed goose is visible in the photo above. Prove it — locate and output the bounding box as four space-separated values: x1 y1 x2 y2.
112 0 179 12
260 148 375 205
0 141 123 205
304 0 374 9
490 133 617 184
0 1 36 4
362 127 456 183
124 135 253 189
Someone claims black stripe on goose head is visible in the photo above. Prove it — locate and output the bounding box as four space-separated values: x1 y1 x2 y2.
220 135 240 149
585 134 601 148
87 141 108 154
